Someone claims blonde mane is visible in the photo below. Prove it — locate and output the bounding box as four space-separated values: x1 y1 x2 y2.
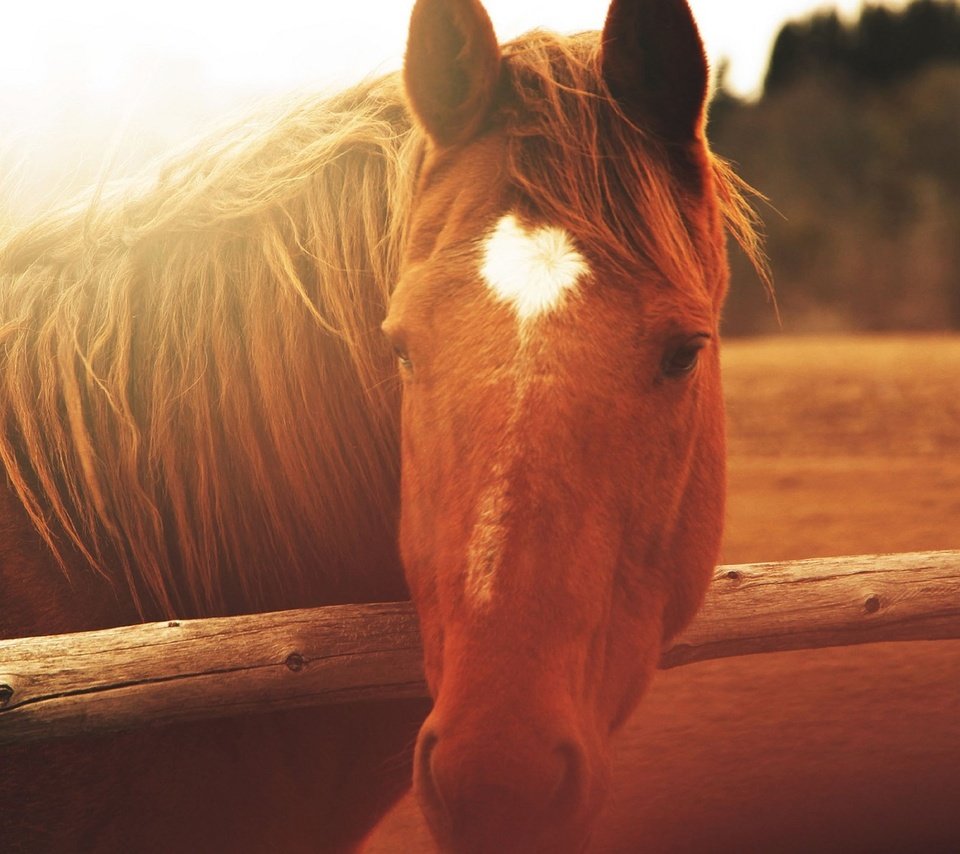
0 31 764 620
0 74 423 617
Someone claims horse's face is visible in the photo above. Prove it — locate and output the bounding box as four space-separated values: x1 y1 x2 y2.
387 1 729 850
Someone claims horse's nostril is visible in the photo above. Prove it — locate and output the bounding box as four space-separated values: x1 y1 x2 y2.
415 727 450 825
553 739 587 812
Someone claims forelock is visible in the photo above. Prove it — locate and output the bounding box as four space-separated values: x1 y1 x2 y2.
496 31 712 292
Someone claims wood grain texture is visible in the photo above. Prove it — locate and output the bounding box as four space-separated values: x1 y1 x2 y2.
659 550 960 667
2 551 959 745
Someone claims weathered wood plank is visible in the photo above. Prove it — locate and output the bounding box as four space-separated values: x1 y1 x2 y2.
0 602 425 745
2 551 959 745
659 550 960 667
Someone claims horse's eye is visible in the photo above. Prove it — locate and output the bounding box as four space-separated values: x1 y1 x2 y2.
661 335 710 379
394 345 413 371
382 321 412 372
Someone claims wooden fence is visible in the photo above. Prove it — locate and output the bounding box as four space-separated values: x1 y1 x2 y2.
2 550 959 746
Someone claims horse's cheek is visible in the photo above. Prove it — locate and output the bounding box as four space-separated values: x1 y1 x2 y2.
598 583 668 732
662 398 727 638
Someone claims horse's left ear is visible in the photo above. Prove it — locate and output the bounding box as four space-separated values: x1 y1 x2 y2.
601 0 709 145
404 0 502 147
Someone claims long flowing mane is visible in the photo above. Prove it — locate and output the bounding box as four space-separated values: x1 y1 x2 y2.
0 31 763 620
0 75 423 617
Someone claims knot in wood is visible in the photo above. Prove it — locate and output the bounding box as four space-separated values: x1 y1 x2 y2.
0 684 13 708
285 652 305 672
863 594 881 614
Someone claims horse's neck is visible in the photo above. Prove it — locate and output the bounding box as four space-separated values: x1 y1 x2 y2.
0 484 134 637
0 466 409 639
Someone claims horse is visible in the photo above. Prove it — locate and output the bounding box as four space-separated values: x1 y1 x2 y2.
0 0 764 851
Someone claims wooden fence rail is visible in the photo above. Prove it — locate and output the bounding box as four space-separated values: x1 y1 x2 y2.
2 550 959 746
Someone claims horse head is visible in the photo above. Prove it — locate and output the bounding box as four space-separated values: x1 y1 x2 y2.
387 0 731 849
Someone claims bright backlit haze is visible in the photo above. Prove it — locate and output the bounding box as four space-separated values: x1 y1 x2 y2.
0 0 908 214
2 1 909 96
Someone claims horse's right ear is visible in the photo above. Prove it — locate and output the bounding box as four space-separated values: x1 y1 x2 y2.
404 0 501 148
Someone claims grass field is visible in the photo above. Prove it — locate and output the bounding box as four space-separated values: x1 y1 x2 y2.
367 335 960 853
723 335 960 564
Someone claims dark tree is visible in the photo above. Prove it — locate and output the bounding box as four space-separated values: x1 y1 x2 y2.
713 0 960 335
764 0 960 96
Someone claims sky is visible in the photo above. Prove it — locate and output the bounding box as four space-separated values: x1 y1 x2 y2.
0 0 909 212
2 0 909 99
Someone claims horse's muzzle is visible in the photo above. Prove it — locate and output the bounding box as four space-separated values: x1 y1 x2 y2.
414 709 599 853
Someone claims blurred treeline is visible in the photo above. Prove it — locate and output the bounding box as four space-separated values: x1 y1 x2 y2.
712 0 960 335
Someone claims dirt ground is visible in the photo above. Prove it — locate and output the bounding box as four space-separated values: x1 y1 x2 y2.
366 335 960 853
